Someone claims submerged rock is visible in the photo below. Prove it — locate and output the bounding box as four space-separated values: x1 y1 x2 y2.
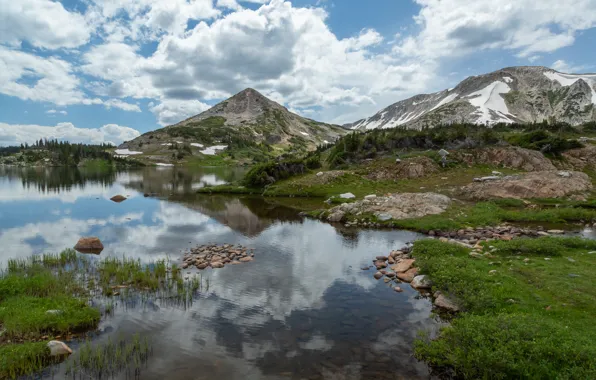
373 271 384 280
110 195 127 203
74 237 104 254
47 341 72 356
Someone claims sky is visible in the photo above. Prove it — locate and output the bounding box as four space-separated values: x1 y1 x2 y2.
1 0 596 146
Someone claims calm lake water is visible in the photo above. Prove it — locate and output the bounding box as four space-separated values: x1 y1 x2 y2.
0 166 438 380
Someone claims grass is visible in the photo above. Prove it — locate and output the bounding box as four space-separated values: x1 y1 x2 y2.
66 334 151 378
0 250 202 379
0 342 52 379
413 237 596 379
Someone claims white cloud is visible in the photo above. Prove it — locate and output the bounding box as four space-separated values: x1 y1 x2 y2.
0 122 141 146
0 0 90 49
149 99 211 126
396 0 596 59
551 59 589 74
104 99 142 112
46 109 68 115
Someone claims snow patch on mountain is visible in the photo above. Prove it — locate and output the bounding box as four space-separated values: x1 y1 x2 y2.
467 81 513 124
430 93 459 112
544 72 596 104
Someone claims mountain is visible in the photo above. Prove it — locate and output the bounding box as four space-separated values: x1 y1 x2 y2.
120 88 346 155
349 66 596 130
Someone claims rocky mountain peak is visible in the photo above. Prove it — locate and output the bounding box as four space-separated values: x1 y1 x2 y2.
349 66 596 130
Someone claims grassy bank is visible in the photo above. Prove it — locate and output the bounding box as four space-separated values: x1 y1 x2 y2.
0 250 200 379
413 237 596 378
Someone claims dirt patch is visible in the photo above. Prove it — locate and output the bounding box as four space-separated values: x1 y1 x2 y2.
460 171 592 200
365 156 439 181
451 147 556 171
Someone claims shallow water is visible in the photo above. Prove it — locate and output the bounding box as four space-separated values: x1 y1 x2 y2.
0 166 437 380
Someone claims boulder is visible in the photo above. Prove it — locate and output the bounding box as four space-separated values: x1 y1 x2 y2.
397 268 418 282
110 195 127 203
364 194 377 200
376 213 393 222
391 259 415 273
451 147 556 172
211 262 225 268
373 272 384 280
411 275 433 289
340 193 356 199
326 192 451 221
47 341 73 356
74 237 104 254
327 211 345 223
434 294 460 312
239 257 253 262
461 171 592 200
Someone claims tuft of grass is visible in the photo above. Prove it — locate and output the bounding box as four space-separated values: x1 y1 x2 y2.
0 342 52 379
413 237 596 378
0 296 100 339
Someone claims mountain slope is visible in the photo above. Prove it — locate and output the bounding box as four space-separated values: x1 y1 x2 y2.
350 66 596 130
120 88 346 159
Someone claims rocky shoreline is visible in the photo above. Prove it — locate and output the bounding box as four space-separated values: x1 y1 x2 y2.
366 244 459 312
182 244 255 269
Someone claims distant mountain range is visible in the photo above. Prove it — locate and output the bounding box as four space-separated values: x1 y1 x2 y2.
120 88 346 153
348 66 596 130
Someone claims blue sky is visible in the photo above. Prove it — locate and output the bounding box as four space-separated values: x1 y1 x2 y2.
1 0 595 146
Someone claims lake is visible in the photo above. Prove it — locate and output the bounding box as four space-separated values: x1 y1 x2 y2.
0 166 437 380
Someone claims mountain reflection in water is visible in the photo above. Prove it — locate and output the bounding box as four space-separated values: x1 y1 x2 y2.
0 166 437 380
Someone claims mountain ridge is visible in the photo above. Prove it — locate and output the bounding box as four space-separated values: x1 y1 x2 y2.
349 66 596 130
119 88 346 161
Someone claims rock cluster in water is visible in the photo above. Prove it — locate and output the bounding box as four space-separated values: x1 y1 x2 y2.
182 244 254 270
367 244 460 313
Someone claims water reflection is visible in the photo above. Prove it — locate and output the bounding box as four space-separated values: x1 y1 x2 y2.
0 166 435 379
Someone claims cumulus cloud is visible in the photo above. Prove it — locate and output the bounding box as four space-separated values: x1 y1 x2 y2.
551 60 590 74
0 0 90 49
395 0 596 59
46 109 68 115
0 122 141 146
149 99 211 126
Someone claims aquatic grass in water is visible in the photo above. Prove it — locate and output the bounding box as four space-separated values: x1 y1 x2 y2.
66 334 152 379
0 342 54 379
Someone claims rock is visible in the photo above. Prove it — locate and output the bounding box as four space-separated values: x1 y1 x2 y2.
47 341 72 356
361 266 371 270
385 272 396 278
373 272 383 280
327 211 346 223
461 171 592 200
316 172 324 177
537 231 550 237
397 268 418 282
434 294 460 312
339 193 356 199
567 257 576 263
365 194 377 200
387 256 395 264
469 252 484 259
374 261 387 269
558 171 571 178
488 270 497 275
411 275 433 289
391 259 416 273
110 195 127 203
547 230 564 234
45 310 63 315
326 193 451 221
376 256 388 261
376 213 393 221
473 176 501 182
211 262 225 268
451 146 556 172
492 171 503 175
383 277 392 283
394 286 403 292
74 237 104 254
196 262 209 270
239 257 253 262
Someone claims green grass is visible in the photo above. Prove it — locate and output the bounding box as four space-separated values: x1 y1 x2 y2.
0 342 52 379
413 237 596 379
0 296 100 339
